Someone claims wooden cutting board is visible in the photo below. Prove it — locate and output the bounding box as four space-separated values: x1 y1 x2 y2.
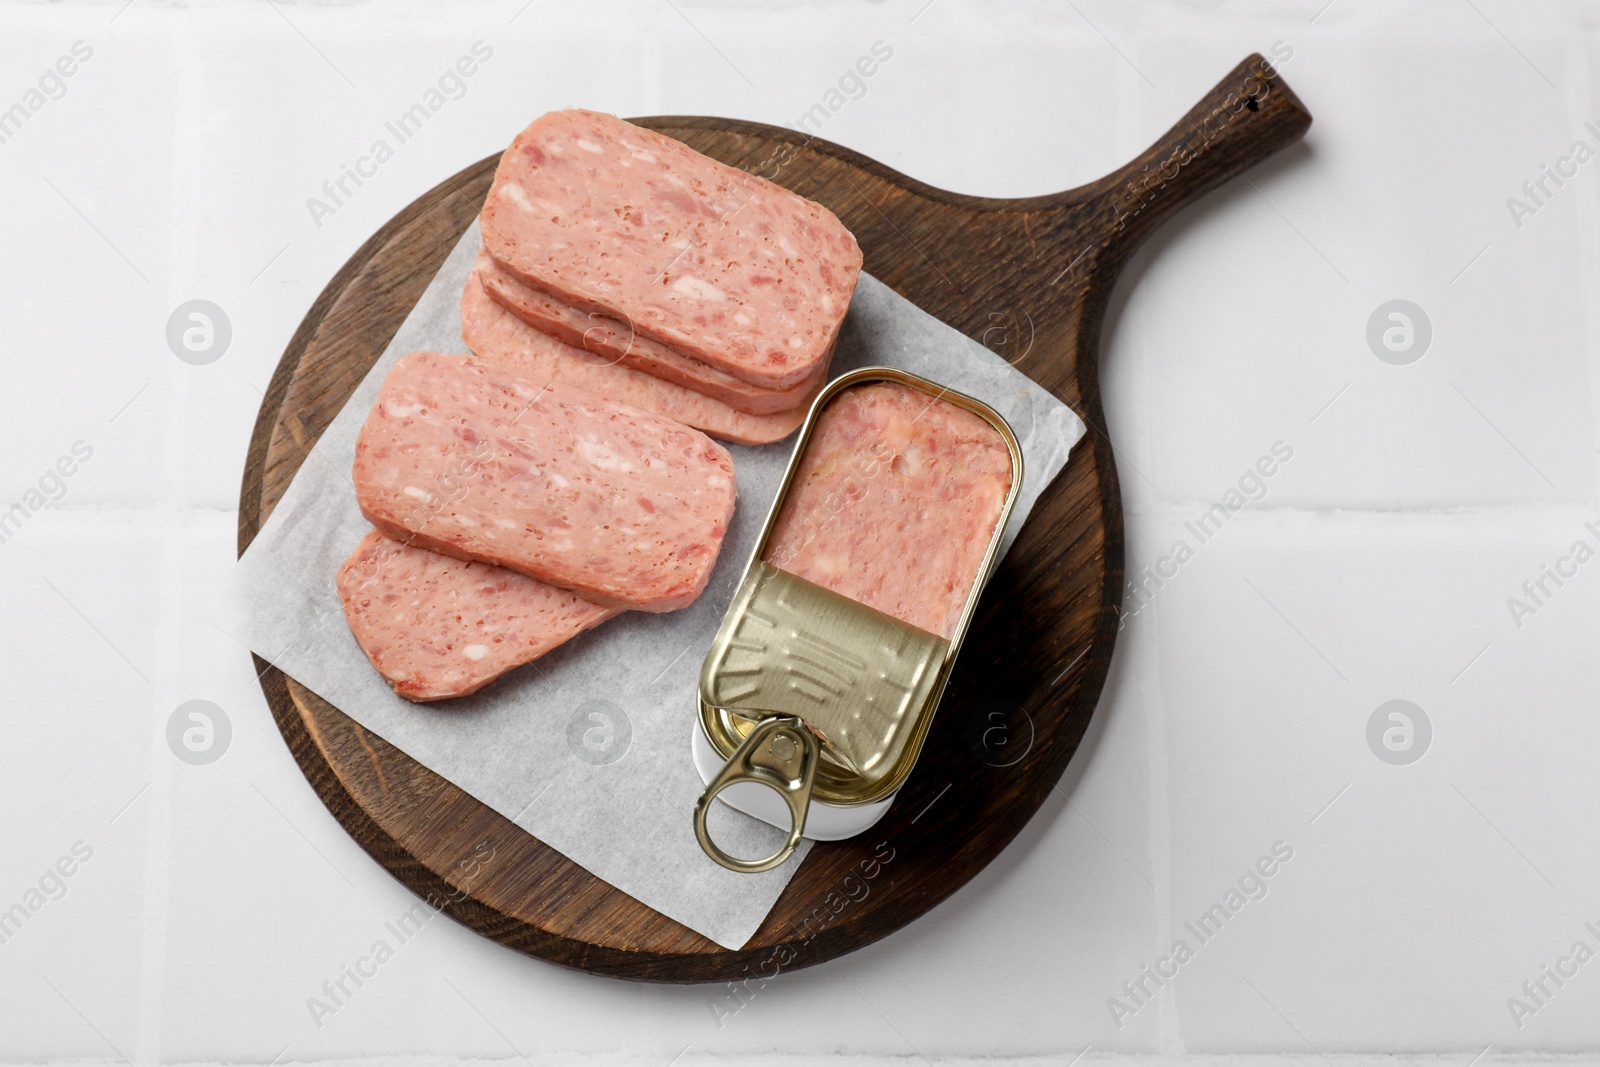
238 54 1310 982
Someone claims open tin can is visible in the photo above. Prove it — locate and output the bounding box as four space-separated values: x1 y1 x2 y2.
693 366 1023 872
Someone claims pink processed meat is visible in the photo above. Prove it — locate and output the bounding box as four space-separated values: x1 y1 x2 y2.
476 252 827 417
337 530 618 702
763 382 1014 640
481 110 862 391
353 352 737 613
463 259 811 444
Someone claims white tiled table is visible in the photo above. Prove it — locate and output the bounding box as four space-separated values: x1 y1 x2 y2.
2 1 1597 1062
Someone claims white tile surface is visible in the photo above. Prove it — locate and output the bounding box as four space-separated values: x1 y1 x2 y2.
2 0 1600 1062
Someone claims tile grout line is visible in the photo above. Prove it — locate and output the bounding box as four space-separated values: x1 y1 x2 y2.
136 536 176 1067
1149 665 1183 1056
1107 31 1183 1055
1134 598 1182 1055
1124 15 1181 1050
1568 18 1600 536
133 15 210 1065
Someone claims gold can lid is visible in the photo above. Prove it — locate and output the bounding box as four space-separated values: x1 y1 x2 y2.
702 562 950 788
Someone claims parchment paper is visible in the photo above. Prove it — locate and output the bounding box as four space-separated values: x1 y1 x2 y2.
233 222 1086 949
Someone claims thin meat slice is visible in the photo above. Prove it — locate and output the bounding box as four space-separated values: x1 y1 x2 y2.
464 260 812 442
481 109 862 391
477 252 826 417
337 530 618 702
354 352 737 612
763 382 1014 640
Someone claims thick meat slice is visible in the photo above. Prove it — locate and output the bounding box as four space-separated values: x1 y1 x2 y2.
481 109 862 391
763 382 1013 640
337 530 618 702
477 253 826 416
354 352 737 612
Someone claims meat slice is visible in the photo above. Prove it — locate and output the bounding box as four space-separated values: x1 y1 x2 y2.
477 253 826 416
337 530 618 702
763 382 1014 640
461 268 807 446
481 109 862 391
354 352 737 612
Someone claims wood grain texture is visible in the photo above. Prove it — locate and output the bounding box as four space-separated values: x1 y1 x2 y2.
237 55 1310 982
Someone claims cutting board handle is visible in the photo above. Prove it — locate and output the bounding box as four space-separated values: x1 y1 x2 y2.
1082 52 1312 263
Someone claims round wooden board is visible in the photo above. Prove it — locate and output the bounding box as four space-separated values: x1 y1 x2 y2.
238 57 1309 982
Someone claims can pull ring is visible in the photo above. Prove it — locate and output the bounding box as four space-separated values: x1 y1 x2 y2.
694 715 818 874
